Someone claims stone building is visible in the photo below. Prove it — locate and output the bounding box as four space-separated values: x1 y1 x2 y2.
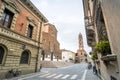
41 23 61 61
83 0 120 79
0 0 48 79
77 33 87 62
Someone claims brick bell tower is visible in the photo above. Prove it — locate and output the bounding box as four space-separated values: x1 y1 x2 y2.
77 33 86 62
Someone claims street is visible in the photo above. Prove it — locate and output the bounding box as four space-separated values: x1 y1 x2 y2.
9 62 100 80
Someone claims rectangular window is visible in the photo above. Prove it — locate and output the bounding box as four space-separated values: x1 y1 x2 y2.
0 9 14 28
27 25 33 38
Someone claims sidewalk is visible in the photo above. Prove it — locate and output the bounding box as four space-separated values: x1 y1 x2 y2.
3 71 42 80
85 69 101 80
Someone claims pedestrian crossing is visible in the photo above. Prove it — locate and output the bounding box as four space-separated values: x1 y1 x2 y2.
38 72 78 79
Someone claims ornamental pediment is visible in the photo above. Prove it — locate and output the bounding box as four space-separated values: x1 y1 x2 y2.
3 0 20 12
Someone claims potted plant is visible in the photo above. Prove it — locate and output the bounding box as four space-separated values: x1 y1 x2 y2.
95 41 111 56
91 52 98 61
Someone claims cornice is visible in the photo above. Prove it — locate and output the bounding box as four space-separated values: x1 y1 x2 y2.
17 0 48 22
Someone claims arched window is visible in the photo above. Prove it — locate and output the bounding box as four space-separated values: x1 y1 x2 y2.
0 46 5 64
20 50 30 64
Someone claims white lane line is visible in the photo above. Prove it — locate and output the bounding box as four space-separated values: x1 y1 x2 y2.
81 69 87 80
61 75 70 79
70 75 78 79
18 73 45 80
46 74 56 78
54 74 63 79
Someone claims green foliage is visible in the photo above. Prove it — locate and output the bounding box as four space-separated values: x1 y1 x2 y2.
91 53 98 60
95 41 111 55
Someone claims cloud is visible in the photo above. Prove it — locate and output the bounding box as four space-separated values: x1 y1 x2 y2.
30 0 48 12
53 15 83 25
40 1 48 9
30 0 92 53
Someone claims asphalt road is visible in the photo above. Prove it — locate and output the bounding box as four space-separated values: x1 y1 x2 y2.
8 62 100 80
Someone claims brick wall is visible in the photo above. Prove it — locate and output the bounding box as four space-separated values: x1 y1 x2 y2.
42 23 61 60
0 0 47 79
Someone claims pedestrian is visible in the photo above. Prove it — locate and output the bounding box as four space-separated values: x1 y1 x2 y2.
93 65 97 75
40 64 42 72
88 62 92 69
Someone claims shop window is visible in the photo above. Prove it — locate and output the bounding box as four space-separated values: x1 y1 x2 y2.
20 50 30 64
0 9 14 28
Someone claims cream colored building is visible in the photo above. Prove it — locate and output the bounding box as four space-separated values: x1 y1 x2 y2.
83 0 120 80
61 49 75 62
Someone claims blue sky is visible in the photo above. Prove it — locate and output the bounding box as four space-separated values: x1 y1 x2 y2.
30 0 91 54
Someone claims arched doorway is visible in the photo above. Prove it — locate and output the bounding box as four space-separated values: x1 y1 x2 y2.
20 50 31 64
0 46 5 64
0 44 7 65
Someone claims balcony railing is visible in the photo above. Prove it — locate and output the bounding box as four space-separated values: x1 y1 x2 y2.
0 26 38 46
101 54 117 61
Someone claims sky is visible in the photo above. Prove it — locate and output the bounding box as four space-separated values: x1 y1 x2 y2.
30 0 91 54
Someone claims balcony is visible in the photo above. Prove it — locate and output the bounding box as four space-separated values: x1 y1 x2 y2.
86 28 95 46
0 26 38 46
101 54 117 61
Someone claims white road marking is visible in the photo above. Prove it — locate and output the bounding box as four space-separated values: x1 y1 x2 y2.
46 74 56 78
81 69 87 80
61 75 70 79
70 75 78 79
39 73 50 77
54 74 63 79
18 73 44 80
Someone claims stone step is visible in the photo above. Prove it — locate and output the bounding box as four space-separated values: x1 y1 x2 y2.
41 61 73 68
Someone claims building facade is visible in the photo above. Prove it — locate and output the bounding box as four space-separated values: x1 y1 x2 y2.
0 0 48 79
77 33 87 62
61 49 75 62
83 0 120 80
41 23 61 61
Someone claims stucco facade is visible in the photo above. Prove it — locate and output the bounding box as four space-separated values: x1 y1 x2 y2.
61 49 75 62
0 0 48 79
83 0 120 80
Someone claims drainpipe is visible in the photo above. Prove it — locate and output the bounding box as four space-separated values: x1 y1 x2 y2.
35 22 42 72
